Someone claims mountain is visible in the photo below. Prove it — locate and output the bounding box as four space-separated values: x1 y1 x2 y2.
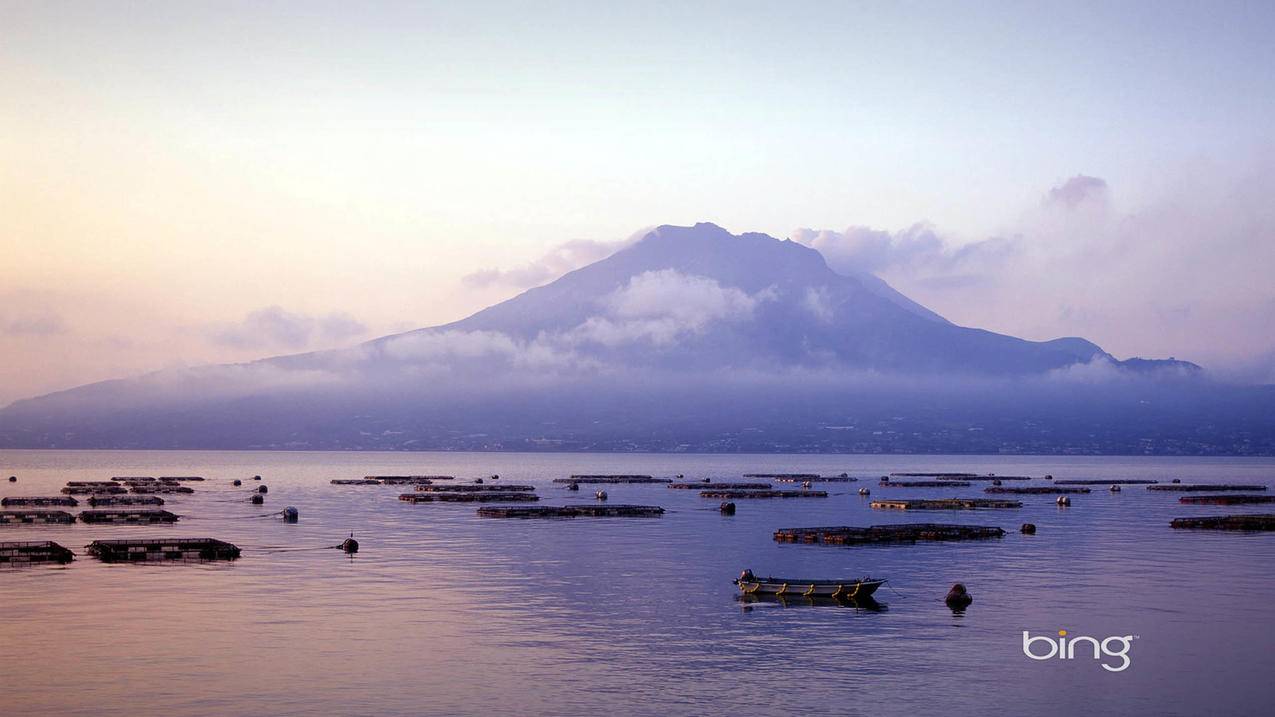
5 222 1263 456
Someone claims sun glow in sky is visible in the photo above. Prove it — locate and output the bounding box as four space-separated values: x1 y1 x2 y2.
2 1 1274 403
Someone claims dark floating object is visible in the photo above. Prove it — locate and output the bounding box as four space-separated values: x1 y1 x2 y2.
734 569 886 599
86 538 241 562
66 481 125 487
890 472 979 478
879 480 973 488
1179 495 1275 505
111 476 155 482
399 492 539 503
775 475 859 483
871 498 1022 510
719 501 736 515
258 485 268 494
282 506 299 523
0 510 76 525
415 484 535 493
253 475 262 481
566 482 580 491
78 509 179 524
477 504 665 519
0 540 74 564
774 523 1006 545
2 496 78 507
1110 485 1122 492
7 476 15 483
700 490 828 499
62 485 127 495
992 480 1002 486
159 476 205 482
595 490 608 501
1020 522 1037 534
368 475 453 483
553 475 671 484
250 494 264 505
1148 484 1267 492
1056 496 1071 506
1171 514 1275 531
232 479 242 486
858 488 871 496
743 473 820 479
945 583 973 609
669 482 771 490
331 479 382 485
1055 479 1159 485
341 535 359 554
1171 479 1181 484
87 495 164 507
986 486 1090 494
129 485 194 494
474 478 484 484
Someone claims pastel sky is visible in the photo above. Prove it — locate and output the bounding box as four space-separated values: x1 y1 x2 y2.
2 1 1274 404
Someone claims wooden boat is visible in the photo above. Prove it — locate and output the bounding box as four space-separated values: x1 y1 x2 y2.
733 569 886 599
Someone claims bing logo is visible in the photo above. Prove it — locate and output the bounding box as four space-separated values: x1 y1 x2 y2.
1022 629 1137 672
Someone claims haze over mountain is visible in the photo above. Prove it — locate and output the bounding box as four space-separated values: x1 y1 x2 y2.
5 223 1268 455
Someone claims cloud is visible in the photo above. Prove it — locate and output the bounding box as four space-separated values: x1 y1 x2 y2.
802 286 834 322
1 310 66 336
792 223 1017 281
208 306 367 350
462 237 634 289
1045 175 1109 209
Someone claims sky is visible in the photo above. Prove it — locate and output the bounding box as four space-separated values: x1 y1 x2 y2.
2 1 1274 404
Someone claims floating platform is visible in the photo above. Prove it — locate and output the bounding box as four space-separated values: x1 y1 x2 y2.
2 496 78 507
400 492 540 503
129 485 195 494
1148 484 1268 492
889 472 979 478
86 538 241 562
553 475 671 484
1170 514 1275 531
0 510 76 525
87 495 165 507
1055 479 1160 485
669 482 771 489
0 541 74 565
78 509 179 524
331 479 382 485
775 476 860 483
66 481 123 487
158 476 205 481
699 490 828 499
742 473 820 479
414 484 535 492
477 504 665 518
1178 495 1275 505
62 485 126 495
366 475 454 482
111 476 156 481
871 498 1022 510
985 486 1091 494
880 480 973 488
774 523 1006 545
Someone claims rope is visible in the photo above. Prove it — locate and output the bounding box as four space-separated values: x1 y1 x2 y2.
885 581 911 599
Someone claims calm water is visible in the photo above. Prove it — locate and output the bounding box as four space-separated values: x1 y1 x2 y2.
1 450 1273 717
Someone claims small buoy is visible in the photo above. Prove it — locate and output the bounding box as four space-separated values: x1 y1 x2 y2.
491 474 499 480
595 490 608 501
1044 474 1053 480
945 583 973 609
801 480 812 489
858 487 870 496
720 501 736 515
880 476 889 482
1110 484 1121 492
341 534 359 554
232 479 242 486
253 475 262 481
1171 478 1181 484
992 479 1002 486
1021 522 1037 534
567 482 579 491
475 477 484 484
1057 496 1071 506
282 506 299 523
258 485 268 494
676 474 684 479
250 494 264 505
7 476 15 483
700 478 710 483
840 473 849 478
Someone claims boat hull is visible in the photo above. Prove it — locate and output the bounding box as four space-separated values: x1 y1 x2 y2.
736 578 885 599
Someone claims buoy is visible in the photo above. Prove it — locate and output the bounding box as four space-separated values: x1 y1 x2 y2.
490 474 499 480
250 494 264 505
1044 474 1054 480
1171 478 1181 484
801 480 812 489
567 482 580 491
1057 496 1071 506
720 501 736 515
282 506 299 523
341 534 359 554
840 473 849 478
253 475 262 481
475 477 484 484
858 487 870 496
1021 522 1037 534
1110 484 1121 492
258 485 268 494
7 476 15 482
232 479 242 486
880 476 889 482
676 474 684 479
595 490 608 501
945 583 973 609
992 479 1002 486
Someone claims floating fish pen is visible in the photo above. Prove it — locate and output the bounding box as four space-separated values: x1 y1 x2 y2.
699 490 828 499
111 476 155 481
414 484 535 493
931 475 1031 482
775 476 860 483
78 509 179 524
399 492 540 503
366 475 454 482
1147 484 1268 492
87 495 165 507
742 473 820 479
2 496 78 507
889 472 979 478
1055 479 1159 485
553 475 672 484
1170 514 1275 531
129 485 195 494
62 485 127 495
669 482 771 489
65 481 123 487
158 476 205 481
1178 495 1275 505
879 480 973 488
870 498 1023 510
985 486 1091 494
774 523 1006 545
477 504 665 518
331 479 383 485
0 510 76 525
0 541 75 565
86 538 241 562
